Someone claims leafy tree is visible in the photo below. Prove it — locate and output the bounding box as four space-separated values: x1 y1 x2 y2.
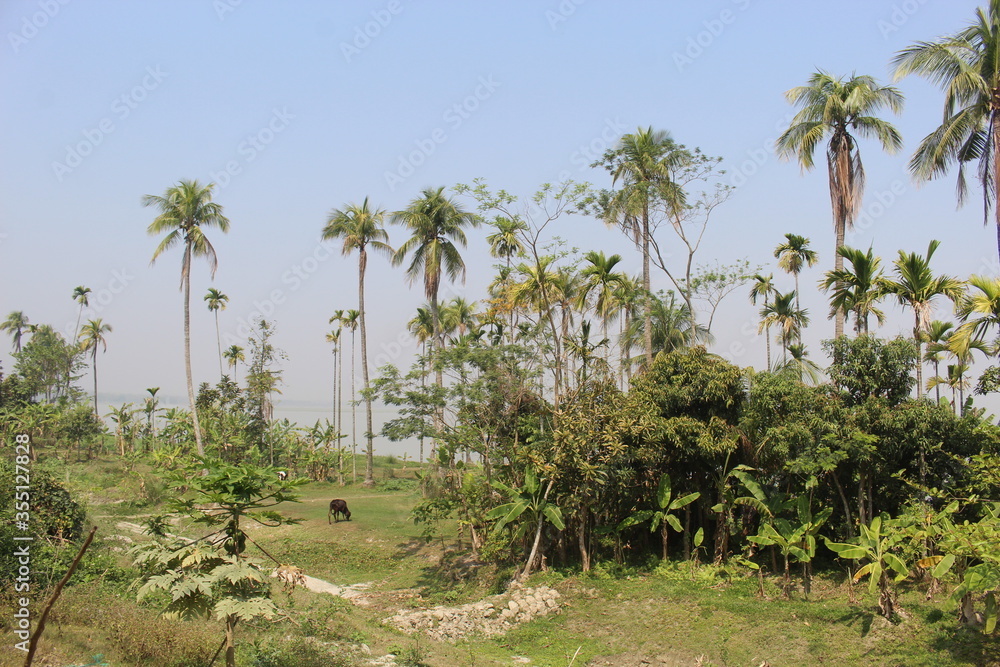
205 288 229 381
892 1 1000 261
245 320 285 462
144 179 231 456
824 335 916 406
131 459 303 667
776 71 903 338
689 259 756 336
324 197 393 486
78 318 111 415
13 324 84 404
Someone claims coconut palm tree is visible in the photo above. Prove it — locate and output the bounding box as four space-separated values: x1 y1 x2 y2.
820 246 886 335
759 291 809 367
322 198 393 487
953 275 1000 354
78 318 112 415
204 288 229 380
223 344 245 381
749 274 779 370
72 286 91 341
892 2 1000 261
878 240 965 397
1 311 29 353
440 297 478 342
391 187 479 353
598 127 687 367
774 233 818 320
776 71 904 339
144 179 230 457
342 309 360 480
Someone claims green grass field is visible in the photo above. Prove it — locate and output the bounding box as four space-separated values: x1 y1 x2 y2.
3 456 998 667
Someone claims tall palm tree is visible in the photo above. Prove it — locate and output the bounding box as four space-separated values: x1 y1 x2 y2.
407 306 434 465
623 290 710 363
325 326 343 485
322 198 392 486
342 309 360 480
759 291 809 367
79 318 111 415
204 288 229 380
329 309 345 447
1 311 30 353
144 179 230 457
878 240 965 396
892 2 1000 261
223 344 245 381
72 286 91 341
748 274 779 370
599 127 687 367
820 246 886 335
776 71 904 339
578 251 627 356
392 187 478 462
774 233 818 318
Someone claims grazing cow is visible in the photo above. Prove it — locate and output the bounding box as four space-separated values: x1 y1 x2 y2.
328 499 352 524
276 470 288 481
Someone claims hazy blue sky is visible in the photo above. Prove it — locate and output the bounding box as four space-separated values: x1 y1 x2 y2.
1 1 993 454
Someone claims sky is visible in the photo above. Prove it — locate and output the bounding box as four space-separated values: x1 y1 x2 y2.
1 0 995 457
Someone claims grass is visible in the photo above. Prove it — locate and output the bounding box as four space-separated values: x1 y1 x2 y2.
5 451 999 667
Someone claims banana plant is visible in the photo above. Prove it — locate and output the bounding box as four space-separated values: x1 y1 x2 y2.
749 495 832 598
826 513 909 618
486 465 565 580
619 472 700 561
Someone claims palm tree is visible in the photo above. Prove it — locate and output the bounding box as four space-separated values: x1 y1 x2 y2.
325 327 343 485
342 309 360 480
440 297 478 342
599 127 687 367
759 291 809 367
748 274 778 369
773 233 818 319
776 71 904 339
878 240 965 396
1 311 30 353
407 306 433 465
392 187 478 463
391 187 479 353
953 275 1000 353
820 246 886 335
578 251 627 361
923 320 956 404
78 318 112 415
144 179 230 457
322 198 393 487
72 286 91 341
776 342 824 384
223 344 245 380
892 2 1000 261
204 288 229 380
487 216 527 269
623 290 710 363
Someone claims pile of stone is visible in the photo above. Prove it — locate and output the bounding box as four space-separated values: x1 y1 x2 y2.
385 583 561 642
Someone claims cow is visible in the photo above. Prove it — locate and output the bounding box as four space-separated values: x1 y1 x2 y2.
276 470 288 481
328 499 352 524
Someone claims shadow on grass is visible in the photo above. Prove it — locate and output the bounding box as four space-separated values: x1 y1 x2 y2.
836 607 875 637
930 622 1000 666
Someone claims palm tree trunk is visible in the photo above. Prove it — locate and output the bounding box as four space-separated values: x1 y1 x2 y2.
359 249 375 487
914 314 923 399
215 311 224 381
351 329 358 482
184 245 205 457
993 110 1000 263
92 349 98 415
642 207 653 368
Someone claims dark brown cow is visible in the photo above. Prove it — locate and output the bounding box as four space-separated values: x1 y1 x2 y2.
328 499 351 523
